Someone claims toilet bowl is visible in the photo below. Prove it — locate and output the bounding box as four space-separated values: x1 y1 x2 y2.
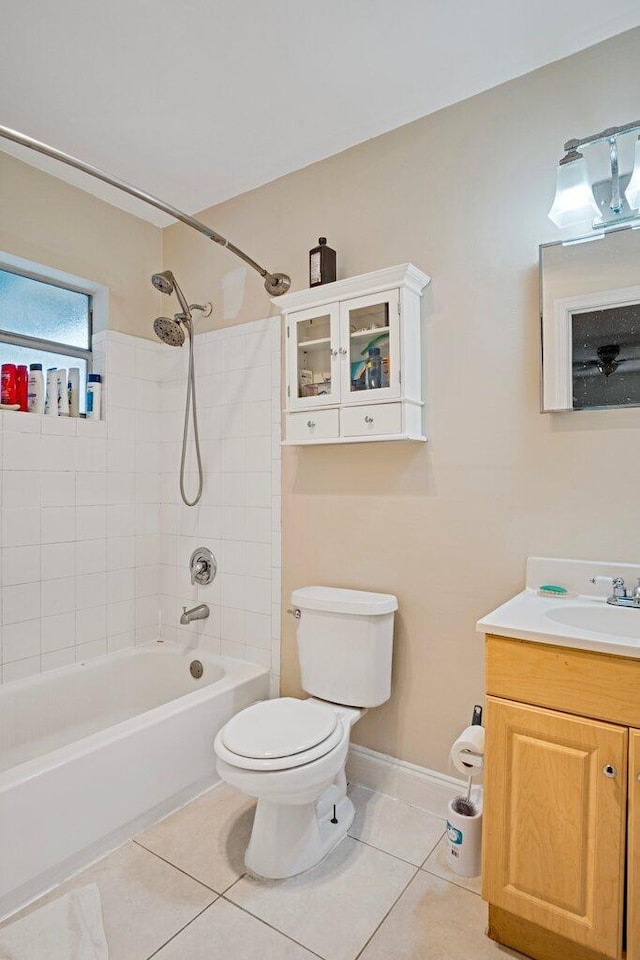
214 586 397 879
214 697 361 878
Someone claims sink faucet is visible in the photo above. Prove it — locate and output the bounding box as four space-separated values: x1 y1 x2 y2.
589 576 640 608
180 603 210 625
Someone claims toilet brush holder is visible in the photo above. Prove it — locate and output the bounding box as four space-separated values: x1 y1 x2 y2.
446 789 483 878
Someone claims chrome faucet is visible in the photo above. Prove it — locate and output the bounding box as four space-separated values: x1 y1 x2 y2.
589 576 640 608
180 603 210 625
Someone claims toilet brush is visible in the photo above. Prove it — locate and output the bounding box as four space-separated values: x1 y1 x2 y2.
451 775 476 817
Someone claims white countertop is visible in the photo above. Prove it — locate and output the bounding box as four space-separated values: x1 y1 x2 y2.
477 588 640 658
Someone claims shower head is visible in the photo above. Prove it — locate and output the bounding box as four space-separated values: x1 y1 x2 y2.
151 270 175 295
153 316 186 347
151 269 191 317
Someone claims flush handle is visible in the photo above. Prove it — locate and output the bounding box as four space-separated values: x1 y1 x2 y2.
603 764 617 779
286 607 301 619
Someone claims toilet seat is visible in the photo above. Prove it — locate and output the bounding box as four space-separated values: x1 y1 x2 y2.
216 697 345 772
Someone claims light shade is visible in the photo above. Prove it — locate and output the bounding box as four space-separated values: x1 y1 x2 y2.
548 154 600 229
625 137 640 211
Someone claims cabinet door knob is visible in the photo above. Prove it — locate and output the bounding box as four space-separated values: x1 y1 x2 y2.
307 420 315 428
365 415 374 423
603 764 617 778
339 347 347 355
330 349 338 357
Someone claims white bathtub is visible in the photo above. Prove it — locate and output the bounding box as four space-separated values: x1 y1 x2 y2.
0 641 268 920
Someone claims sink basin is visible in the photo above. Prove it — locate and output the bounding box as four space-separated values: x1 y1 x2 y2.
545 603 640 641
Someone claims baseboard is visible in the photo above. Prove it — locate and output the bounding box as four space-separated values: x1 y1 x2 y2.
346 744 481 819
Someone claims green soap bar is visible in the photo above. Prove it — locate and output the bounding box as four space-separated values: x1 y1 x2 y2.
539 584 568 595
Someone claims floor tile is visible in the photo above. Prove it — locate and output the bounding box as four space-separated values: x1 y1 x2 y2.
226 835 415 960
1 842 215 960
422 835 482 894
136 783 256 893
359 871 525 959
348 785 445 865
154 897 317 959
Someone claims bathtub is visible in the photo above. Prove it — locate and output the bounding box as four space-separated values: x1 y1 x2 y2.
0 641 268 920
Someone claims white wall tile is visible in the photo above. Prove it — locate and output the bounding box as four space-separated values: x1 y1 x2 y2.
2 582 41 625
2 507 40 547
41 577 76 617
41 471 76 507
41 611 76 653
2 546 41 586
2 620 40 663
3 471 40 508
41 506 76 544
41 542 76 580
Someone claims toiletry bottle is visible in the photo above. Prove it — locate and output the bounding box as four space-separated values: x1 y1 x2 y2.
1 363 17 405
309 237 336 287
45 368 59 415
16 365 29 411
28 363 45 413
86 373 102 420
56 369 69 416
67 367 80 417
365 347 383 390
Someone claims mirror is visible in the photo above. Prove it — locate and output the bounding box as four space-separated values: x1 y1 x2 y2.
540 226 640 411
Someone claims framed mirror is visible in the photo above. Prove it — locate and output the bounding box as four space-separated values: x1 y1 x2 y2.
540 226 640 411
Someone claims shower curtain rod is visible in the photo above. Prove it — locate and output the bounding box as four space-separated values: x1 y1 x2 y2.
0 125 291 296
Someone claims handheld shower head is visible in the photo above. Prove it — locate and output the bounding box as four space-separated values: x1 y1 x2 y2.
153 316 186 347
151 270 175 295
151 269 191 317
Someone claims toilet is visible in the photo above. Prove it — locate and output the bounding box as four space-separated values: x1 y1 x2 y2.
214 586 397 879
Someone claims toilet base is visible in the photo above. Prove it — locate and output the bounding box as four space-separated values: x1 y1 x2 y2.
245 792 355 880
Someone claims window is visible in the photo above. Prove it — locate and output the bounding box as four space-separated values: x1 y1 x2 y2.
0 266 92 413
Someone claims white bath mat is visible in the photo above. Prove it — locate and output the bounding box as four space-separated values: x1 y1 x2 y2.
0 883 108 960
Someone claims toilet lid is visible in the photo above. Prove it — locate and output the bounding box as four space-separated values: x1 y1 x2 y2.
221 697 338 760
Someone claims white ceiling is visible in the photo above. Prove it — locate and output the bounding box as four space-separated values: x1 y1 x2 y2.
2 0 640 227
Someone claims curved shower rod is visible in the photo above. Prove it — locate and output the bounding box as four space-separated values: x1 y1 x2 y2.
0 124 291 297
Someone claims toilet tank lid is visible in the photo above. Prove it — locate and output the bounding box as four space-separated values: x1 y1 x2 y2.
291 586 398 616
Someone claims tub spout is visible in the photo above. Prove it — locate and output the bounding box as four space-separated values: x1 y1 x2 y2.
180 603 209 625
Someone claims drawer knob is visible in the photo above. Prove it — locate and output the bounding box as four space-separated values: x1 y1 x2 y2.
307 420 316 428
603 764 617 779
365 415 374 423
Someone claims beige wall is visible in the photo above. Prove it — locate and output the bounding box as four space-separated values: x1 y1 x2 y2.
164 28 640 774
0 152 162 338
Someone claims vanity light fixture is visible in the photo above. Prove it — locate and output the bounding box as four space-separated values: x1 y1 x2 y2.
548 120 640 232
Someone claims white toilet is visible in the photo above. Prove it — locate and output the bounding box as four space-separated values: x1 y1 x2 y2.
214 586 397 879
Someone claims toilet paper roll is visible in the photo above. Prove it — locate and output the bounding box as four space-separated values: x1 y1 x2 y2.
450 725 485 775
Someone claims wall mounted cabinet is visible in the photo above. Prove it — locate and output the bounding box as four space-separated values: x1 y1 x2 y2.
272 264 430 445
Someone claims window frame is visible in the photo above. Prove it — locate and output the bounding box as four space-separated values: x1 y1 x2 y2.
0 250 109 377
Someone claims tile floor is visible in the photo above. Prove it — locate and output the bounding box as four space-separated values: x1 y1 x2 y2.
2 782 525 959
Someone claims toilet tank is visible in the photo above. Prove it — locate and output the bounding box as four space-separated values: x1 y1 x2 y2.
291 586 397 708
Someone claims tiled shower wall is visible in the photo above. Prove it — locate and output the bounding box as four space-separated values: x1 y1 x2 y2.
0 318 281 689
157 317 281 688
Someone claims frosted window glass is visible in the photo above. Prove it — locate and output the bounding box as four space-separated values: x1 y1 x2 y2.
0 343 88 413
0 269 90 348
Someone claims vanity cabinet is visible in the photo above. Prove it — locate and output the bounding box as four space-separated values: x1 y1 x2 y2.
483 635 640 960
273 264 430 445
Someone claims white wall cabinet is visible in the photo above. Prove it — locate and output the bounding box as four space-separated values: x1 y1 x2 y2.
273 263 430 445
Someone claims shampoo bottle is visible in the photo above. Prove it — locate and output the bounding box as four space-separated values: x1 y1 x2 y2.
45 368 59 416
57 369 69 416
28 363 45 414
67 368 80 417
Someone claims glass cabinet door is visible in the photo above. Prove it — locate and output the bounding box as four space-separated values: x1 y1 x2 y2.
287 304 340 409
339 290 400 403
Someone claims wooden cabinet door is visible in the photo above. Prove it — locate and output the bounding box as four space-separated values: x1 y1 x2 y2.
629 730 640 960
483 697 627 958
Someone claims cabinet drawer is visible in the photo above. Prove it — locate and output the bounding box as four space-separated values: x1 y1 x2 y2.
341 403 402 438
287 409 339 443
